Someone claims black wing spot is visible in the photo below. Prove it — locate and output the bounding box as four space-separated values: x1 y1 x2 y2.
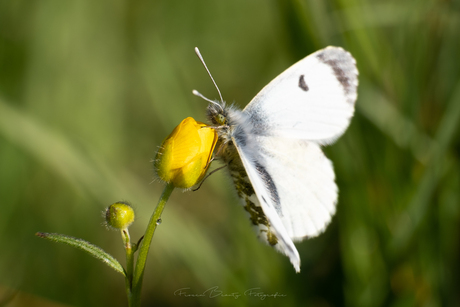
298 74 309 91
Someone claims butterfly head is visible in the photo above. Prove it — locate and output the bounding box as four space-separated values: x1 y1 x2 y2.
206 100 239 146
207 101 228 126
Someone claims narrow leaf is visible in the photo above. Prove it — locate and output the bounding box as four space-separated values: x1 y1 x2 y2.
36 232 126 276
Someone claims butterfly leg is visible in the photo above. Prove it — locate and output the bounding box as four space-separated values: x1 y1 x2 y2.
192 164 227 191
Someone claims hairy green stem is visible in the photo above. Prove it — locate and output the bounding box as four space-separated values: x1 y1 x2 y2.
122 229 134 305
130 183 175 306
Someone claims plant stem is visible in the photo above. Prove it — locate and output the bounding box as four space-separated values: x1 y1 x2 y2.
129 183 175 306
123 229 134 305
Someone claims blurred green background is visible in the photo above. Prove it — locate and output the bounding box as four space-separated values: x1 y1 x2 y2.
1 0 459 306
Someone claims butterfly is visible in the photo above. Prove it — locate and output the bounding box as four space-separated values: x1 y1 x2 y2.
193 46 358 273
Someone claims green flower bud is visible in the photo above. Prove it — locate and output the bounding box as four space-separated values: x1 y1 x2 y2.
105 201 135 230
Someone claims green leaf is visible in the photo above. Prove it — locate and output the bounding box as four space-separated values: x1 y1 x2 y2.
36 232 126 276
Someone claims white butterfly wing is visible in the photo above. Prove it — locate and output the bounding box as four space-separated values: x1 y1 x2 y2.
256 136 337 240
217 46 357 272
231 132 337 271
229 132 337 272
243 46 358 144
230 134 301 272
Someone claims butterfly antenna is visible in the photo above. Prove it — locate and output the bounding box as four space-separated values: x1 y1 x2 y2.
192 90 223 110
194 47 225 108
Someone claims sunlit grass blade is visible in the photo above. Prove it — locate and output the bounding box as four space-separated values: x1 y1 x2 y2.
358 79 433 163
390 80 460 256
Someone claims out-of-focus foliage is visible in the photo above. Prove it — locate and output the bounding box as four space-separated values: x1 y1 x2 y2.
1 0 459 306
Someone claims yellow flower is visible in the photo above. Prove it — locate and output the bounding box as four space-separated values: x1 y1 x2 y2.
154 117 217 188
